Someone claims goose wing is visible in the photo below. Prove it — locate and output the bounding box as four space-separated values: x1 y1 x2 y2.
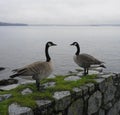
12 61 53 76
75 53 102 65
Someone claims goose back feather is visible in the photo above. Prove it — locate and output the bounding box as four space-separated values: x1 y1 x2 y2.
11 61 53 80
74 53 102 68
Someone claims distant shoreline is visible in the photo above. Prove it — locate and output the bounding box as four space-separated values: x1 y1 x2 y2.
0 22 120 27
0 22 28 26
29 24 120 27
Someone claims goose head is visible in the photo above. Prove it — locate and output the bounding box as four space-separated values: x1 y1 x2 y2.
46 41 57 47
70 42 80 55
70 42 79 46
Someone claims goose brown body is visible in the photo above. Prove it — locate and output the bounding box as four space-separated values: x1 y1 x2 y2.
10 41 56 90
12 61 53 80
71 42 105 75
74 53 102 68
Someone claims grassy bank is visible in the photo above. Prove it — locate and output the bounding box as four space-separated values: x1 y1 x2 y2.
0 74 97 114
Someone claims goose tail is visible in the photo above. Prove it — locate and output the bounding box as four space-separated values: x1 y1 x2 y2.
10 74 20 78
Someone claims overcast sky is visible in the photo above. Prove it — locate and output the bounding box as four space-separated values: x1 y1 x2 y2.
0 0 120 24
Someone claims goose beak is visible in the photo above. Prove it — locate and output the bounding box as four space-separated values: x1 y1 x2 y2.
53 43 57 46
70 43 74 46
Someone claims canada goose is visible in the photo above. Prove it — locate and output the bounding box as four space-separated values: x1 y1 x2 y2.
10 41 57 91
70 42 105 75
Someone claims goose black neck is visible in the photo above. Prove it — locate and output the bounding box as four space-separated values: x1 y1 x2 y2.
75 44 80 55
45 45 51 62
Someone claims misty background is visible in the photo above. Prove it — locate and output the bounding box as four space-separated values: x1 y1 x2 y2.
0 0 120 25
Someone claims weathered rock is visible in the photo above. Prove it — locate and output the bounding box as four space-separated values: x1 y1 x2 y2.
103 83 116 104
77 69 101 76
77 72 83 77
53 91 71 111
42 82 56 89
9 103 33 115
0 94 12 102
57 112 62 115
53 91 70 100
101 73 114 80
21 88 33 95
99 74 116 104
73 87 82 97
36 100 52 108
103 102 112 110
68 98 84 115
79 86 88 95
68 70 78 75
75 68 83 72
20 80 35 85
0 84 19 90
88 91 102 115
107 100 120 115
88 70 100 75
85 83 95 93
47 74 56 78
34 100 52 115
64 76 80 81
99 109 105 115
0 79 18 86
94 78 106 92
0 67 5 71
90 67 103 72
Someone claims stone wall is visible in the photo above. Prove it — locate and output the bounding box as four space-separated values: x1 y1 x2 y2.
32 73 120 115
2 72 120 115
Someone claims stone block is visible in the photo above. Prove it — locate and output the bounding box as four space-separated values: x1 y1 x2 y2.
79 86 88 95
103 84 116 104
95 78 106 93
9 103 33 115
21 88 33 95
35 100 52 114
0 84 19 90
88 91 102 115
36 100 52 108
0 94 12 102
53 91 71 111
102 102 112 110
72 87 82 97
107 100 120 115
99 109 105 115
88 70 100 75
85 83 95 93
64 76 81 81
42 82 56 89
47 74 56 78
68 98 84 115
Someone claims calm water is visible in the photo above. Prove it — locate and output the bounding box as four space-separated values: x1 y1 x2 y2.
0 26 120 80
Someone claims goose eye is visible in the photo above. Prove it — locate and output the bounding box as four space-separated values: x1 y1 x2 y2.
48 43 52 46
74 43 77 45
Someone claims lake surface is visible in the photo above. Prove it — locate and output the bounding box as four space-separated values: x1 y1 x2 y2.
0 26 120 80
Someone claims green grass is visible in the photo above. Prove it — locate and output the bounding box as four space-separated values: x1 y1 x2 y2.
42 74 97 92
0 74 97 115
